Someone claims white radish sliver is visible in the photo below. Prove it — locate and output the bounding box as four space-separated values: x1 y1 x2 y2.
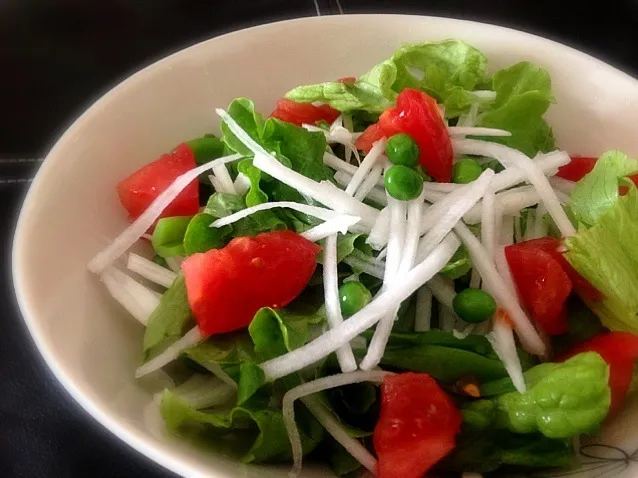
494 246 519 299
549 176 576 194
283 371 390 476
415 286 433 332
354 163 384 202
532 203 549 239
100 267 159 325
324 152 359 176
481 187 497 261
416 169 494 260
233 172 251 196
301 215 361 242
439 302 457 332
464 185 542 224
453 138 575 236
261 234 461 381
343 254 384 279
198 361 238 389
360 196 407 370
211 201 339 228
500 214 515 247
447 126 511 137
345 138 386 196
488 317 526 393
334 170 386 205
323 234 358 373
367 206 390 250
135 327 202 378
127 253 177 288
209 174 225 193
428 275 458 311
212 163 237 195
490 151 570 192
397 192 425 276
88 153 241 273
454 222 545 355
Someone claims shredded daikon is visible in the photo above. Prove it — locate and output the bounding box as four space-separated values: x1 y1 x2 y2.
531 203 549 239
456 102 479 127
283 371 390 476
208 174 225 194
416 169 494 260
428 275 458 311
345 139 386 196
464 185 542 224
354 163 385 202
454 222 545 355
323 234 358 373
367 207 390 250
549 176 576 194
439 302 457 332
127 253 177 288
453 138 575 236
447 126 511 137
261 234 460 380
135 327 202 378
500 215 515 246
88 153 241 273
233 172 251 196
301 215 361 242
100 267 159 326
494 246 519 299
343 255 384 279
490 151 570 191
414 286 433 332
324 152 359 176
211 201 340 228
198 361 238 389
488 315 526 393
168 375 236 409
481 187 497 261
211 163 237 195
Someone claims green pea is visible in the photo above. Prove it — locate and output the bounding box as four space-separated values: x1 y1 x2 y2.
385 133 420 167
452 158 483 184
384 165 424 201
339 281 372 316
453 288 497 324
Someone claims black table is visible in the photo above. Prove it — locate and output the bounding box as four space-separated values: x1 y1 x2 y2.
2 1 638 476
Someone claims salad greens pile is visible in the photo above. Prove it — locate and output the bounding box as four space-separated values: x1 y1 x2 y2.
88 38 638 477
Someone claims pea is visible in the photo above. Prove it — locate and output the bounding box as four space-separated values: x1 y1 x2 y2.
339 281 372 316
385 133 420 167
384 165 424 201
453 288 497 323
452 158 483 184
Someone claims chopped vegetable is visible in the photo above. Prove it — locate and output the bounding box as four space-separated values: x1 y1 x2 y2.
452 158 483 184
270 98 340 126
453 288 496 323
374 373 462 478
384 165 423 200
385 133 420 167
338 281 372 316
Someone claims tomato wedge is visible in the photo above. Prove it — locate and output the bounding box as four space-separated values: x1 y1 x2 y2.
556 156 597 182
355 89 453 182
374 373 462 478
182 230 321 336
117 143 199 221
269 98 340 126
516 237 603 301
559 332 638 415
505 240 572 335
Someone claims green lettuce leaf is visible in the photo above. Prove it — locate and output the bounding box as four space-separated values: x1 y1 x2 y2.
187 135 225 165
160 390 324 463
221 98 265 155
248 307 324 362
569 150 638 226
316 233 371 265
203 192 245 218
478 62 556 157
285 60 397 113
143 274 194 359
565 187 638 332
463 352 610 439
439 243 472 280
183 213 231 255
237 158 268 206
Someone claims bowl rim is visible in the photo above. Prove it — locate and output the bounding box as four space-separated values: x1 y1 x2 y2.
11 13 638 478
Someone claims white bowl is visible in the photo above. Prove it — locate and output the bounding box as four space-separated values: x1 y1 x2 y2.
12 14 638 478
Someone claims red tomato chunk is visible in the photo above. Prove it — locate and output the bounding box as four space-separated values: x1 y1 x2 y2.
117 143 199 221
181 230 321 337
270 98 340 126
374 373 462 478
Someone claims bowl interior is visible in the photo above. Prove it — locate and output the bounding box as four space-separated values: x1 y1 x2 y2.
12 14 638 478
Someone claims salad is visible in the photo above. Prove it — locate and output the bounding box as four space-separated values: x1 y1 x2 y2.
88 39 638 477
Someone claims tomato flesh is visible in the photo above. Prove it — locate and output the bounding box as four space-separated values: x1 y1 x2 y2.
355 89 453 182
505 240 572 335
374 372 462 478
556 156 597 182
270 98 340 126
117 143 199 220
182 230 321 336
559 332 638 415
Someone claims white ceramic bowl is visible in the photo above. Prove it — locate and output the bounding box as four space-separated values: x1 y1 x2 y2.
12 14 638 478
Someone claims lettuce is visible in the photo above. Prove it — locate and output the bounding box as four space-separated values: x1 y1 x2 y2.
565 187 638 332
569 150 638 226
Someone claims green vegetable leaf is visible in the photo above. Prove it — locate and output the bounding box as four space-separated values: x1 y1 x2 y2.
365 330 534 383
187 135 225 165
151 216 191 257
439 243 472 280
204 192 246 218
463 352 610 439
285 60 397 113
391 40 488 107
183 213 231 255
237 363 266 405
161 390 324 463
143 274 194 358
570 150 638 226
478 62 556 157
248 307 324 362
329 442 364 476
438 428 572 473
221 98 265 156
565 187 638 332
185 333 256 368
237 159 268 206
317 233 370 264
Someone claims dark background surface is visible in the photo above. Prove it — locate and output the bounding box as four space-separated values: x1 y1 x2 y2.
2 1 637 476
